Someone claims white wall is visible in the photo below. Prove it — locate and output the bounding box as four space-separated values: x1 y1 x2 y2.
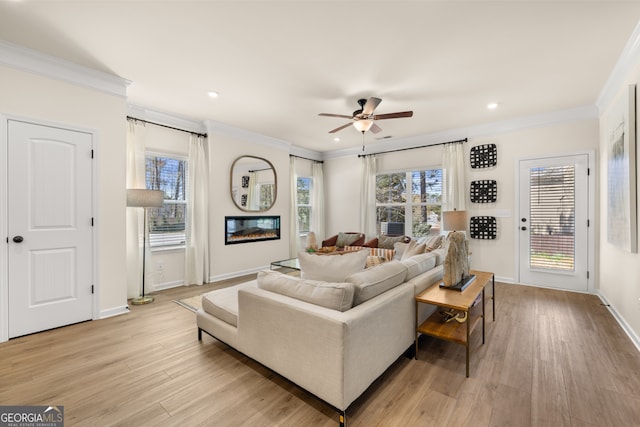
324 118 599 284
0 64 128 318
597 62 640 347
207 123 291 280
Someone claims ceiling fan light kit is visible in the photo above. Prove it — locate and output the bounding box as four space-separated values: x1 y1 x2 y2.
319 97 413 135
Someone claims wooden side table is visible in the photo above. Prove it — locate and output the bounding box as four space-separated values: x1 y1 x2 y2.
415 270 495 377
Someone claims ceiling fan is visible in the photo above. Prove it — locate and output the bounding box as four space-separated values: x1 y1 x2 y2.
318 97 413 134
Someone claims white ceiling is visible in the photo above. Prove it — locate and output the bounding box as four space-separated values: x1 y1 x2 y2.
1 1 640 153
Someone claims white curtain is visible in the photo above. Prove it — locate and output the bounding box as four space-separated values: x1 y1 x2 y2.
442 142 468 211
184 134 209 286
289 156 299 256
247 172 259 210
360 155 377 239
311 162 325 242
126 119 147 298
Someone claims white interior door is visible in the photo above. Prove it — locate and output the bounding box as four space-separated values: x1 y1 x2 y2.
518 154 589 292
8 120 93 338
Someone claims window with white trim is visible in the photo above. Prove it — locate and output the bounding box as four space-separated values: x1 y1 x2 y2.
375 168 442 237
297 176 312 235
146 153 188 248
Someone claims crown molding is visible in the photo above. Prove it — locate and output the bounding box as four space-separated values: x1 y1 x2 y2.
322 104 598 159
597 19 640 110
206 119 291 152
0 40 130 97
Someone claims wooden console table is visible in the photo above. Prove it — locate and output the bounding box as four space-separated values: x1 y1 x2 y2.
415 270 495 377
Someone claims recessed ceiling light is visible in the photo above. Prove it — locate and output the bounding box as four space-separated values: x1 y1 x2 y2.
333 137 340 143
207 91 219 99
487 102 499 110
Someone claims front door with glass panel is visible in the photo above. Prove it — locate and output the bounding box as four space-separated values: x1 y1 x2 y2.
518 155 589 292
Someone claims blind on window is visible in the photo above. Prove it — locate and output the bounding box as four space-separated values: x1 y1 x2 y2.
529 165 575 271
146 156 187 245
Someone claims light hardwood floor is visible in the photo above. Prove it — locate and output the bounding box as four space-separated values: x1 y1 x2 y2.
1 277 640 426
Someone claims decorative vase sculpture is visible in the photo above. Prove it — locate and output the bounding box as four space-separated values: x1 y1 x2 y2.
443 231 470 288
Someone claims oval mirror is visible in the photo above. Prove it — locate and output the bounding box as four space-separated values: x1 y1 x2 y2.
230 156 277 212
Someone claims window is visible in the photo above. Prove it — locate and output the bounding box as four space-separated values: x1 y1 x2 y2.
375 169 442 237
146 154 188 248
297 176 312 234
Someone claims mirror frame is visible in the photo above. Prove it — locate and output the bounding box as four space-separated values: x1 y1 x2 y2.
230 155 277 212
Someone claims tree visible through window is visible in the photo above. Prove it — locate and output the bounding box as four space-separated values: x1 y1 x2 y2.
146 154 188 247
297 177 312 234
376 169 442 237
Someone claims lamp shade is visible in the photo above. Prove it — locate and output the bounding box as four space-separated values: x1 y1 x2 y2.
127 189 164 208
353 119 374 133
442 210 468 231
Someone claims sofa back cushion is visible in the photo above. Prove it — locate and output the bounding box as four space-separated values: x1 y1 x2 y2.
346 260 408 305
400 252 437 280
299 249 368 282
257 270 355 312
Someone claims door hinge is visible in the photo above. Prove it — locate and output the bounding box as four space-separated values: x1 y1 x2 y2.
91 217 94 226
587 168 590 176
91 285 94 294
91 149 94 159
587 219 590 227
587 271 590 279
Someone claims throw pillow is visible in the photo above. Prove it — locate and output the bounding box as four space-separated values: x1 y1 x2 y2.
394 239 415 260
365 255 387 268
378 234 409 249
362 237 378 248
401 242 426 260
335 232 364 248
257 270 355 312
423 235 445 252
299 249 368 282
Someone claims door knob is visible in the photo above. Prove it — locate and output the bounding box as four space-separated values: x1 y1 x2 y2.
521 227 527 231
12 236 24 243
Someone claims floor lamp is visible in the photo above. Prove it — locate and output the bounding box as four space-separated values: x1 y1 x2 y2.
127 189 164 305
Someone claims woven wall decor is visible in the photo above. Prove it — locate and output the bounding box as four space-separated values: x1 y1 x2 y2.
470 143 497 168
470 180 497 203
470 216 497 240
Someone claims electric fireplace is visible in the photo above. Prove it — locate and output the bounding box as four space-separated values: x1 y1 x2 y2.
225 216 281 245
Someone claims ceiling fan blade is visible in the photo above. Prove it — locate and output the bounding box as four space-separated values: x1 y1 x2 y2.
370 123 383 134
319 113 354 119
362 97 382 115
373 111 413 120
328 122 354 133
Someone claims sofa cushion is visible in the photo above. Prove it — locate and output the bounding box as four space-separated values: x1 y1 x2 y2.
346 260 408 305
201 280 258 327
400 252 437 280
299 249 368 282
257 270 355 312
378 234 410 249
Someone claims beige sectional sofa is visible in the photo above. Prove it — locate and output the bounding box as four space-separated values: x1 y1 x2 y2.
196 248 445 426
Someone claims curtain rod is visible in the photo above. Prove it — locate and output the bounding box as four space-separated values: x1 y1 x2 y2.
357 137 467 157
127 116 207 138
289 154 323 163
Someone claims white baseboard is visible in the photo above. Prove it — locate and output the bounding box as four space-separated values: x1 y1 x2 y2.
99 305 130 319
152 280 184 291
494 275 514 284
595 290 640 354
208 265 268 284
